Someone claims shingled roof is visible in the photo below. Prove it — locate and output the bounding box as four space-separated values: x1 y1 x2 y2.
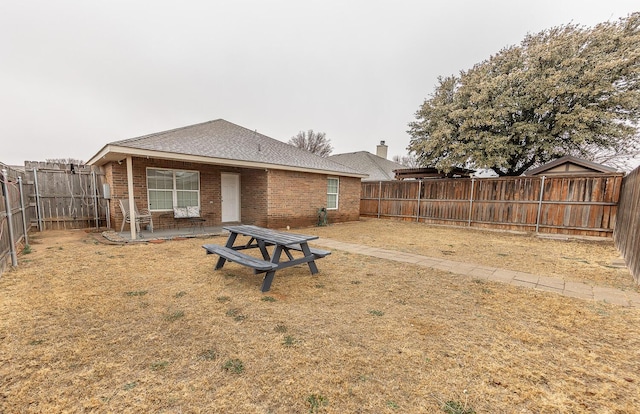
328 151 404 181
524 155 619 176
86 119 365 177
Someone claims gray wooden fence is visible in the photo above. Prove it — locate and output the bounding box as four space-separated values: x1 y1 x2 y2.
1 165 33 275
24 162 109 231
0 162 109 277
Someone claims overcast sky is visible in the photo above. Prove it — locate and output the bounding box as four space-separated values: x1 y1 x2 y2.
1 1 638 166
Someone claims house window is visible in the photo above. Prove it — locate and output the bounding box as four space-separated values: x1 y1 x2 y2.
147 168 200 211
327 177 339 210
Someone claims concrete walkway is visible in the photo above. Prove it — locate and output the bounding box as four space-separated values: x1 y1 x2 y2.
314 238 640 308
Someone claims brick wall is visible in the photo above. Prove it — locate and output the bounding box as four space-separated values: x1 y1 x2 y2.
330 175 361 224
107 158 224 231
105 157 360 231
265 170 361 228
241 169 269 226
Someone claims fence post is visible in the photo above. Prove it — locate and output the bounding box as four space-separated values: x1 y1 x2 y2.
468 178 475 227
17 176 29 246
92 170 99 228
33 167 43 231
377 181 382 219
1 169 18 266
416 179 421 222
535 176 546 233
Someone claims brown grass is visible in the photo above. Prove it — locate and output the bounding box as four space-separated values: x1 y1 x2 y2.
1 221 639 413
307 218 638 292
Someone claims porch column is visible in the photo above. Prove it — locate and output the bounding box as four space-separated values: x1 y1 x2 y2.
126 156 137 240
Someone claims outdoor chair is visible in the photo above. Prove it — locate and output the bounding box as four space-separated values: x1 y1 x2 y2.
118 199 153 233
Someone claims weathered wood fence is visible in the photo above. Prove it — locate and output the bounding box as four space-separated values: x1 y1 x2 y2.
1 165 33 275
361 174 624 238
1 162 110 277
614 166 640 284
24 162 109 231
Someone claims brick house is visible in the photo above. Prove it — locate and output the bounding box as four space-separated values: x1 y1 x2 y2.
86 119 365 237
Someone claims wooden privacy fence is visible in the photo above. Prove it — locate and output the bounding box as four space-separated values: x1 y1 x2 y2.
24 162 109 231
0 162 110 277
361 174 624 238
614 166 640 284
1 165 33 275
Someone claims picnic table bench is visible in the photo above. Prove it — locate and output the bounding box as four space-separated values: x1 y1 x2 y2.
202 225 330 292
203 245 278 271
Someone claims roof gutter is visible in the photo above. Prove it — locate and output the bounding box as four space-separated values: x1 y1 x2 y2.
86 145 367 178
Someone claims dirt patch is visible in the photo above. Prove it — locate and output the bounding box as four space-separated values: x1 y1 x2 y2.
1 221 639 413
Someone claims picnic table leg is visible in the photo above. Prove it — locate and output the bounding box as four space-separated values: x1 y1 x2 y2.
216 232 239 270
261 245 283 292
257 239 271 260
300 242 319 274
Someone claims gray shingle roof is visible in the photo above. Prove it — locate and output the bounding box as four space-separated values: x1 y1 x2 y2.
328 151 405 181
100 119 363 176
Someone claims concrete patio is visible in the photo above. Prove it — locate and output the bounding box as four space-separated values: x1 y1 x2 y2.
102 225 227 243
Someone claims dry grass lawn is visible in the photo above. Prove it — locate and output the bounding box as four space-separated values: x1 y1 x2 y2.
1 220 639 413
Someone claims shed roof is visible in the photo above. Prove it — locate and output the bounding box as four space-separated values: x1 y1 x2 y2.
393 167 475 180
328 151 405 181
524 156 618 176
86 119 366 177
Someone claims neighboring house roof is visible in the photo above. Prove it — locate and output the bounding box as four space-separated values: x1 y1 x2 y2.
86 119 366 178
328 151 404 181
524 156 618 176
393 167 475 180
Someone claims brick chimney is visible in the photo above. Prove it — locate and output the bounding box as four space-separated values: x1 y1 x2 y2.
376 140 388 159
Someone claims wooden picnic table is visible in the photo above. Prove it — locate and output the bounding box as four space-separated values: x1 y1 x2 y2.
202 225 330 292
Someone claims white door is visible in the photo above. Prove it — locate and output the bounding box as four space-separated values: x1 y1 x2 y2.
221 173 240 222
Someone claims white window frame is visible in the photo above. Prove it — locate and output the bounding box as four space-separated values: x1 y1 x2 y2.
146 167 200 211
327 177 339 210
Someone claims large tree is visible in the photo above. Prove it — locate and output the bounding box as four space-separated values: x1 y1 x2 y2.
288 130 333 157
408 13 640 176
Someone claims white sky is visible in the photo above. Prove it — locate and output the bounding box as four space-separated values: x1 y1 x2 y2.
1 1 638 166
